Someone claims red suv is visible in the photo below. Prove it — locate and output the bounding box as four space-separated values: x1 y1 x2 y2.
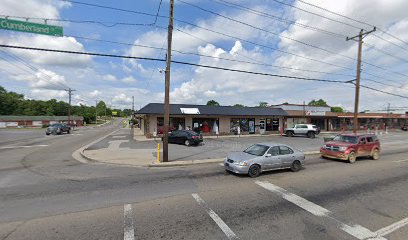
320 134 380 163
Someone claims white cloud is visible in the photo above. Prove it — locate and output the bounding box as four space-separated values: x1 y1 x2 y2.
0 35 91 67
11 69 68 90
89 90 101 98
102 74 118 82
122 76 137 84
29 89 67 100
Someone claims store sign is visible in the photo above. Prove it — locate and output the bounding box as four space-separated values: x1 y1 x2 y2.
0 18 63 36
32 121 42 126
180 108 200 114
112 111 118 116
306 110 326 116
6 122 18 127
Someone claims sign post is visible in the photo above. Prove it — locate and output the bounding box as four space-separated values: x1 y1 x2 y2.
0 18 63 36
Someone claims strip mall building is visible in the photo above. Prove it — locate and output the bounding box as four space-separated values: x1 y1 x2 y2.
136 103 408 137
0 115 84 128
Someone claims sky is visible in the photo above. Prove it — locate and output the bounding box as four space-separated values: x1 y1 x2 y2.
0 0 407 112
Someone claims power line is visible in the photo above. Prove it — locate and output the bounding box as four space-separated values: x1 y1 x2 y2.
296 0 408 48
0 48 70 89
177 0 408 79
153 0 163 25
1 43 407 100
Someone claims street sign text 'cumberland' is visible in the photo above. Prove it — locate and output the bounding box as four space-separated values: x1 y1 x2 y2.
0 18 63 37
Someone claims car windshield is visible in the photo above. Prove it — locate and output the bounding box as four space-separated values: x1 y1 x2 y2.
244 144 269 156
333 135 358 144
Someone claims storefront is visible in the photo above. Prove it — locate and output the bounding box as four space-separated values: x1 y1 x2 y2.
137 103 288 137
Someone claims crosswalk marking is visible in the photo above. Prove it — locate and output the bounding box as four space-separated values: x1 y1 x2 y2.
192 193 239 240
124 204 134 240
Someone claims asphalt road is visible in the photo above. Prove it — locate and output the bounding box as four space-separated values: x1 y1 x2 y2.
0 121 407 240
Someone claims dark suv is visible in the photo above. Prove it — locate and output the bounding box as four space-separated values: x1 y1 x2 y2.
46 123 71 135
320 134 380 163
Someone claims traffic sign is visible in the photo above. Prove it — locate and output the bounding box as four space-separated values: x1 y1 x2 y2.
0 18 63 36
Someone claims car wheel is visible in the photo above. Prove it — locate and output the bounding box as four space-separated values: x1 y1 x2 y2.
248 165 261 178
67 130 70 134
46 133 50 136
348 151 356 164
307 132 315 138
287 131 294 137
290 160 302 172
371 149 380 160
184 140 191 146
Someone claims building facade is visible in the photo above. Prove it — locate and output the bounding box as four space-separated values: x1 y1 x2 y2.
0 115 84 128
137 103 288 137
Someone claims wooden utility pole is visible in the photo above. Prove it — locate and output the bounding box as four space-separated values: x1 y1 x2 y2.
346 27 376 134
163 0 174 162
65 88 76 126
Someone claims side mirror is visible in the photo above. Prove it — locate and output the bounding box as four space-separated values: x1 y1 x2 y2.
265 153 272 157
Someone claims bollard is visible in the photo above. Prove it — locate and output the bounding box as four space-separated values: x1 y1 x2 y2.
157 143 161 163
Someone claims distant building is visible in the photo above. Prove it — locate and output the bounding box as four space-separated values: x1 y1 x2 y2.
0 116 84 128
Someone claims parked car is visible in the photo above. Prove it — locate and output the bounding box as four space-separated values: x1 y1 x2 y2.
166 130 203 146
284 124 320 138
45 123 71 135
320 133 380 163
224 143 305 178
402 124 408 131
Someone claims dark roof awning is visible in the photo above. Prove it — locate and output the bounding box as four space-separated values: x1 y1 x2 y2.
137 103 288 116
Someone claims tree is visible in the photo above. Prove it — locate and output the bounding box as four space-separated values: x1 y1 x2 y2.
331 106 344 113
308 99 329 107
258 102 269 108
206 100 220 106
233 104 245 107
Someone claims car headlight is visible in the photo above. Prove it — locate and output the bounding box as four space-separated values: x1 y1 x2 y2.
322 145 327 148
234 161 248 166
339 146 347 151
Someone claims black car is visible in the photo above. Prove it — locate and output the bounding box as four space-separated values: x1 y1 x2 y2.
402 124 408 131
46 123 71 135
167 130 203 146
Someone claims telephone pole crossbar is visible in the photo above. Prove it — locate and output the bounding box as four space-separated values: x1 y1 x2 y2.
346 27 376 134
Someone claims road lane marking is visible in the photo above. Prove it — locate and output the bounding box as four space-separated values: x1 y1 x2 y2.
255 181 386 240
192 193 239 240
392 159 408 163
124 204 134 240
374 217 408 237
0 145 48 149
219 163 224 166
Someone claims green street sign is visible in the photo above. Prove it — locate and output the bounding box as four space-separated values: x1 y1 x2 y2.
0 18 63 37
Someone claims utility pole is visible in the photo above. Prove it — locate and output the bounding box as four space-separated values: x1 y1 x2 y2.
95 100 98 124
65 88 76 126
132 96 135 117
346 27 376 134
163 0 174 162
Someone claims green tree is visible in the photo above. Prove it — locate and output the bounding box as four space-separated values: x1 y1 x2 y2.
308 99 329 107
233 104 245 107
331 106 344 113
258 102 269 108
206 100 220 106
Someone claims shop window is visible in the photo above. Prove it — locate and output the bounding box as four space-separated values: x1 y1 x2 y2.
192 118 219 133
230 118 255 133
157 117 185 134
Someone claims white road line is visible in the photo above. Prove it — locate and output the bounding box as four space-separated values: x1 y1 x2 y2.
392 159 408 163
192 193 239 240
374 217 408 237
0 145 48 149
255 181 387 240
124 204 134 240
219 163 224 166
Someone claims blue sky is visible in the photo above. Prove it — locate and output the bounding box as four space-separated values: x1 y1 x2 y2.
0 0 407 111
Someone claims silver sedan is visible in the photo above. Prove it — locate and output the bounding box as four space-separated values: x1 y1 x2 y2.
224 143 305 177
